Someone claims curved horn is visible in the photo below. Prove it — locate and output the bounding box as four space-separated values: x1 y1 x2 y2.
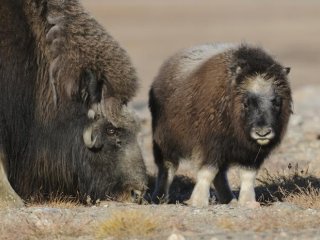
83 126 97 148
87 109 96 119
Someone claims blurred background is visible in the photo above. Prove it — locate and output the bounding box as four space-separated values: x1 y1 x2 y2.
82 0 320 103
82 0 320 175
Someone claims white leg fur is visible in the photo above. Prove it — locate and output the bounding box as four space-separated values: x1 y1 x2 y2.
238 168 260 208
190 166 218 207
165 165 176 197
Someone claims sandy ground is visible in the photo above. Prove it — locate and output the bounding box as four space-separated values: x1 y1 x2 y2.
82 0 320 102
1 1 320 239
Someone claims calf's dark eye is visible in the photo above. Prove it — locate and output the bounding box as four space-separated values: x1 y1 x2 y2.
107 128 116 136
272 97 282 108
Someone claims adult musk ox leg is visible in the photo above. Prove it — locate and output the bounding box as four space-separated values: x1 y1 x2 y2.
238 168 260 208
152 141 178 203
0 149 24 208
213 169 235 204
190 165 218 207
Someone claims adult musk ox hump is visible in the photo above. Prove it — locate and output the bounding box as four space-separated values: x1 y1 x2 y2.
150 43 292 207
0 0 147 207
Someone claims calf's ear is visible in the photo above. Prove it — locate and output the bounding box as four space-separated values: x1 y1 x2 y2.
283 67 291 75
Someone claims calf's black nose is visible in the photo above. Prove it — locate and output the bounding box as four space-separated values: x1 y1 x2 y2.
255 127 272 137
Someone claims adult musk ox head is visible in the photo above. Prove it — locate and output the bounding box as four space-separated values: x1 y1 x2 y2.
79 109 147 202
231 46 292 149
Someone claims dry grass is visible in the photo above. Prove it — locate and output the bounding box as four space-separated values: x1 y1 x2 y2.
27 199 80 209
216 209 320 232
255 163 320 208
26 194 80 209
281 183 320 209
96 210 164 239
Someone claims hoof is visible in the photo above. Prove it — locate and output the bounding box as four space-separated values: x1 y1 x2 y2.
188 196 209 208
228 198 238 207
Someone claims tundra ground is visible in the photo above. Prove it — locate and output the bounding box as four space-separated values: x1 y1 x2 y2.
1 1 320 239
1 85 319 240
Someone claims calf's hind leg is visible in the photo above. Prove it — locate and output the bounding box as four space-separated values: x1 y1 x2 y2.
0 148 24 208
152 142 178 203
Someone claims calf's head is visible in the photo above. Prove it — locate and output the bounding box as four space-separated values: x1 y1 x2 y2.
233 66 292 148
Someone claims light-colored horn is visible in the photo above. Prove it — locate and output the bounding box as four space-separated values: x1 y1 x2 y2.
87 109 96 119
83 126 97 148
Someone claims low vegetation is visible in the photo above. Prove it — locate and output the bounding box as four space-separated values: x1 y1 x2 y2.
96 210 162 239
256 164 320 208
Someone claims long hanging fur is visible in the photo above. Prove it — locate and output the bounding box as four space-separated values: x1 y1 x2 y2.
0 0 146 204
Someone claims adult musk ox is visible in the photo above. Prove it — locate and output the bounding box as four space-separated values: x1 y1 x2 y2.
0 0 147 207
150 43 292 207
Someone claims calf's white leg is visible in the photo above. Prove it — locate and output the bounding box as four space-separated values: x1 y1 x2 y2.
238 168 260 208
190 166 218 207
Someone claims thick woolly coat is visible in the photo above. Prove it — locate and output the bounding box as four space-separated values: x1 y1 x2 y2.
0 0 146 202
150 44 292 170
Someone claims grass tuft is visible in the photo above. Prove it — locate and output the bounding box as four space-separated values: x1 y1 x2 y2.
96 210 161 239
281 182 320 209
255 163 320 206
26 193 80 209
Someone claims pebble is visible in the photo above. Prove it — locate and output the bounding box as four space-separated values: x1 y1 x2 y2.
167 233 186 240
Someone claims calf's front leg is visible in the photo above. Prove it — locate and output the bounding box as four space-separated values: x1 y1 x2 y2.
190 165 218 207
238 168 260 208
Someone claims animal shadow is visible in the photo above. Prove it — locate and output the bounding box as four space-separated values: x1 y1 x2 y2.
146 175 217 204
255 168 320 205
146 166 320 206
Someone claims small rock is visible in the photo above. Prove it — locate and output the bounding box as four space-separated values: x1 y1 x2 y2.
305 208 317 214
167 233 186 240
280 231 288 237
192 209 201 214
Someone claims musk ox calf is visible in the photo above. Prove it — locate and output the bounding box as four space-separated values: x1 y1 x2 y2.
150 43 292 207
0 0 147 207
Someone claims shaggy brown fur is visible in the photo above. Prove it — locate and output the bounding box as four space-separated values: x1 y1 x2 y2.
150 43 292 207
0 0 146 207
25 0 138 118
